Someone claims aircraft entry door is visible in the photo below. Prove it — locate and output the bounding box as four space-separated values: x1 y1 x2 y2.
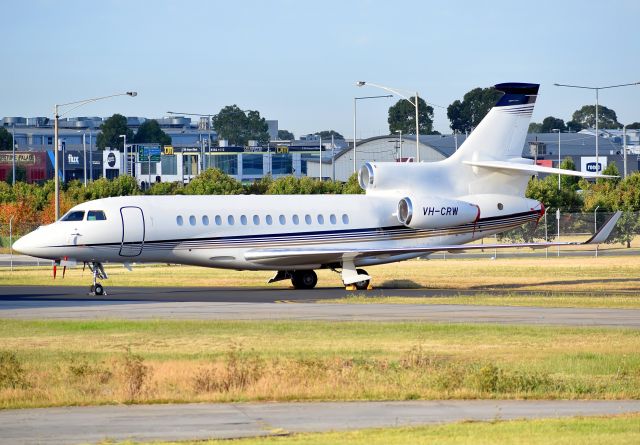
119 206 145 257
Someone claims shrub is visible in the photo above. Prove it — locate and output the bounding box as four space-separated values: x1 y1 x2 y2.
0 351 28 389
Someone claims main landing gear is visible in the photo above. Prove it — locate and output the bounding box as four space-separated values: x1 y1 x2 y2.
269 270 318 289
87 262 109 296
268 265 372 290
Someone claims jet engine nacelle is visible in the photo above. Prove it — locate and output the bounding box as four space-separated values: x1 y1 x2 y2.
397 196 480 229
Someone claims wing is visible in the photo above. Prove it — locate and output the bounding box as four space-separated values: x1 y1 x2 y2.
245 211 622 267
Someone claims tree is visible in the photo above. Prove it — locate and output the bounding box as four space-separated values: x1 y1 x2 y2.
540 116 566 133
528 122 543 133
557 157 580 190
526 175 582 211
133 120 171 146
566 120 583 133
277 129 295 140
314 130 344 140
571 105 622 129
388 97 434 135
626 122 640 129
0 127 12 151
97 114 134 150
183 168 244 195
447 87 502 133
212 106 269 146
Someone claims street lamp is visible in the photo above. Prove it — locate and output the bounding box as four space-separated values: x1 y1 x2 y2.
54 91 137 220
352 94 393 173
396 129 403 161
554 81 640 175
552 129 561 190
357 81 422 162
167 111 214 173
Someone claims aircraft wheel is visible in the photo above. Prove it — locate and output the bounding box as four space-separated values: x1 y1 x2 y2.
354 269 370 290
291 270 318 289
94 283 105 296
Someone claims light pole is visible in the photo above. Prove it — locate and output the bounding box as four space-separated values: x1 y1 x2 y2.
119 134 127 176
552 129 561 190
623 124 628 178
54 91 137 220
167 111 214 173
82 131 87 186
554 81 640 175
318 135 322 180
352 94 393 173
357 81 422 161
396 129 403 161
11 125 15 185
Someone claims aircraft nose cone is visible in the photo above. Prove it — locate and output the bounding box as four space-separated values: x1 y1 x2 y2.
12 232 35 256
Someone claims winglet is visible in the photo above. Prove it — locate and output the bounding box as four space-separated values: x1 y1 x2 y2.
584 211 622 245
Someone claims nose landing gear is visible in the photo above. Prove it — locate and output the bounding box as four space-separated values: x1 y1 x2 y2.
88 262 108 296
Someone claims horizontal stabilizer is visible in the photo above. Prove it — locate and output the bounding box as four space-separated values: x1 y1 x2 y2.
463 160 618 178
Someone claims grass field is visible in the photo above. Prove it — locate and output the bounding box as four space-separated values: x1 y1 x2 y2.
1 320 639 409
112 414 640 445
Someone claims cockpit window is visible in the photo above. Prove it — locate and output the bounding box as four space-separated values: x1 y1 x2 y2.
61 211 85 221
87 210 107 221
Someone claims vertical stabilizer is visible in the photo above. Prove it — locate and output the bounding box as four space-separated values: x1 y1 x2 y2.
449 83 539 163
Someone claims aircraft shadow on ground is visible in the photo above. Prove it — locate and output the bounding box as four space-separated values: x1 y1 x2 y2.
470 277 640 291
377 279 423 289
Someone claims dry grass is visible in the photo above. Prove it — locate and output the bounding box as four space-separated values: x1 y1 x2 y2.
0 320 639 409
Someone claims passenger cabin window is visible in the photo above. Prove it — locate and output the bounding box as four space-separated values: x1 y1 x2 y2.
266 215 273 225
176 215 184 226
189 215 196 226
342 214 349 224
240 215 248 225
228 215 235 225
279 215 286 225
330 214 337 225
253 215 260 225
87 210 106 221
215 215 222 225
305 214 312 225
61 211 85 222
202 215 210 226
292 215 299 225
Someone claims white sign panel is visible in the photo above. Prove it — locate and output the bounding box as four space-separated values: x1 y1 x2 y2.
103 149 121 170
581 156 607 174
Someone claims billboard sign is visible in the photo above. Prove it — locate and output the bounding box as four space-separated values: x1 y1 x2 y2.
139 146 161 162
104 150 121 170
581 156 607 174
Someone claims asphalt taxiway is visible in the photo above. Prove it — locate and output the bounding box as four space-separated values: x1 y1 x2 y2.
1 285 640 327
1 400 639 445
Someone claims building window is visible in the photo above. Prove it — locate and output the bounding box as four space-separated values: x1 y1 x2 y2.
176 215 184 226
242 154 264 175
141 162 158 175
161 155 177 175
212 154 238 175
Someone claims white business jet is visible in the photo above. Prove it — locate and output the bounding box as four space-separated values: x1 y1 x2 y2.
13 83 620 295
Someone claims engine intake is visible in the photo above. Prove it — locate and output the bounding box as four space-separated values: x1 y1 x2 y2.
397 196 480 229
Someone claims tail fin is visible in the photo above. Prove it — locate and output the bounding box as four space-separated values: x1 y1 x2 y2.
449 83 539 162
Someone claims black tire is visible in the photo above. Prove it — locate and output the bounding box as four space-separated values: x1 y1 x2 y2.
354 269 370 290
94 283 105 296
291 270 318 289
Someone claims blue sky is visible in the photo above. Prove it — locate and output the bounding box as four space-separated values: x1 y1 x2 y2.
2 0 639 138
